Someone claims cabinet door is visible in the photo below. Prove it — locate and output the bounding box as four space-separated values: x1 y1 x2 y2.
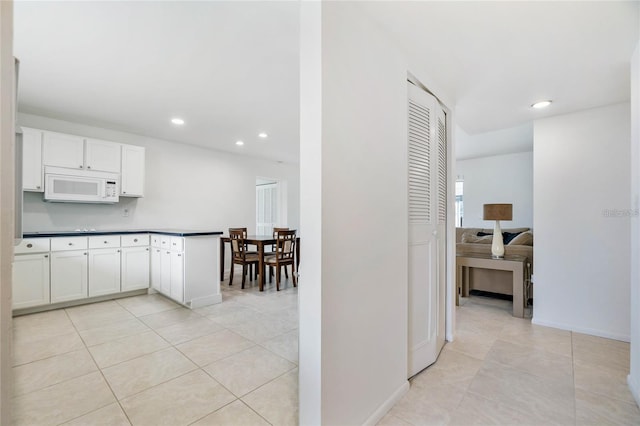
88 248 121 297
170 251 184 303
51 250 88 303
43 132 85 169
22 128 44 192
160 250 171 295
121 247 150 292
150 248 162 291
12 253 50 309
85 138 121 173
121 145 145 197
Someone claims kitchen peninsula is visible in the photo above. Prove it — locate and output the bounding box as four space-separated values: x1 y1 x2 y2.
13 229 222 315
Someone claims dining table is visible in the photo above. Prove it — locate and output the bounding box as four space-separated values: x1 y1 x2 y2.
220 235 300 291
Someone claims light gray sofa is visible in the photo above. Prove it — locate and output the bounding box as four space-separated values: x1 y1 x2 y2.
456 227 533 297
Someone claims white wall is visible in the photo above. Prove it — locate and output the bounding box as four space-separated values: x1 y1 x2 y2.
299 3 457 424
533 103 631 341
629 40 640 405
17 113 299 238
457 151 533 229
0 1 14 423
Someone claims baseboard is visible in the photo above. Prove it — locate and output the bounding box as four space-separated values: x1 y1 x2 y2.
628 374 640 408
531 317 630 342
362 380 410 426
188 293 222 308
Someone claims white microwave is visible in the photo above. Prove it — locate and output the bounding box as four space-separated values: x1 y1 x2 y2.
44 166 120 203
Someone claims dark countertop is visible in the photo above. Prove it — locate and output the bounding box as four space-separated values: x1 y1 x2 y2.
23 229 223 238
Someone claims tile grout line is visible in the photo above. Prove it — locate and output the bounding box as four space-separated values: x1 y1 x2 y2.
62 307 134 426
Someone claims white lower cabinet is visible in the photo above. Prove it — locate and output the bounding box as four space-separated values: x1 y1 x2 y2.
51 250 88 303
150 247 162 291
12 232 219 312
88 248 121 297
160 250 172 296
121 247 150 292
170 251 185 303
12 253 50 309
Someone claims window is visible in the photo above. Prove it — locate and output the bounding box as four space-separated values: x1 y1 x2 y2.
455 180 464 227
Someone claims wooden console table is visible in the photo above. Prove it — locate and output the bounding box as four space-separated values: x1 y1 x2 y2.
456 253 529 318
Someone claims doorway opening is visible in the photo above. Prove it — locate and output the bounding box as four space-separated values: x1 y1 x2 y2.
256 177 288 235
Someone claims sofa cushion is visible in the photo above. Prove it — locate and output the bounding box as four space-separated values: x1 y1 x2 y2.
477 231 523 244
508 231 533 246
462 232 493 244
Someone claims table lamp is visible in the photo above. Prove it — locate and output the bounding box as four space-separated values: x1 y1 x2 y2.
483 203 513 258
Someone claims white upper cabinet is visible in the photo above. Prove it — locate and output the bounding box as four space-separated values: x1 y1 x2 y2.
85 138 121 173
21 127 44 192
121 144 145 197
43 131 85 169
43 132 121 173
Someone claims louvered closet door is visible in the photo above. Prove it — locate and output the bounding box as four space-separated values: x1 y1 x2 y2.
407 83 446 377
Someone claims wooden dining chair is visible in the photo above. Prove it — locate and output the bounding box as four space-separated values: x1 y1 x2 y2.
269 227 290 278
229 227 258 281
264 229 297 291
229 229 260 289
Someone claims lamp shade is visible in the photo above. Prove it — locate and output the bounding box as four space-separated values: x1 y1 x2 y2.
483 204 513 221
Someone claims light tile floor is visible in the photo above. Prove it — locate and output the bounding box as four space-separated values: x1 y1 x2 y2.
12 275 299 426
380 295 640 426
13 283 640 426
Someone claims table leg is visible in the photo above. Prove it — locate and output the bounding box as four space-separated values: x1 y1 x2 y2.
258 242 265 292
220 239 225 282
513 263 524 318
456 264 461 306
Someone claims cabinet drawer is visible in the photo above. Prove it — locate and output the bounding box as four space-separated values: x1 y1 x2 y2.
89 235 120 249
160 236 171 249
151 234 162 247
122 234 149 247
51 237 88 251
15 238 50 254
170 237 184 252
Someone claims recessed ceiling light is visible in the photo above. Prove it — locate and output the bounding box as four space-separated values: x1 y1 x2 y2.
235 140 244 146
531 100 552 109
171 118 185 125
258 132 268 139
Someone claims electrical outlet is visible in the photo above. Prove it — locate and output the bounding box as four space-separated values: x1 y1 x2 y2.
122 208 130 217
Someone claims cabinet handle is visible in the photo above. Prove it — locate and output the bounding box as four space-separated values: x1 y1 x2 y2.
68 243 73 246
123 191 127 194
146 248 149 251
26 243 32 248
87 166 91 169
36 185 41 189
79 165 83 169
134 238 138 242
173 242 176 246
117 249 121 253
104 241 108 244
178 254 182 257
44 254 48 258
166 251 170 254
84 252 87 255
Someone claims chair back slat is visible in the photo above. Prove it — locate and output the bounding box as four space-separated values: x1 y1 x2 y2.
229 229 247 260
275 229 296 260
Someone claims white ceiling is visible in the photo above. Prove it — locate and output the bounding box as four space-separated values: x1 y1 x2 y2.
14 1 301 163
14 1 639 162
359 1 638 134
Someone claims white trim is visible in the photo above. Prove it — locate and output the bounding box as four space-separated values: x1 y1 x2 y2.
531 317 630 342
628 374 640 408
362 380 410 426
188 293 222 308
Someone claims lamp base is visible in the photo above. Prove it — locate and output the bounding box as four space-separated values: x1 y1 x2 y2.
491 220 505 258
